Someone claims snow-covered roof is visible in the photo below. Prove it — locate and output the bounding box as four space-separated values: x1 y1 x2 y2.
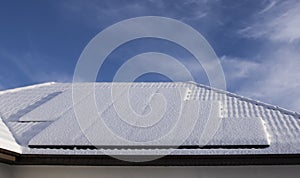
0 82 300 165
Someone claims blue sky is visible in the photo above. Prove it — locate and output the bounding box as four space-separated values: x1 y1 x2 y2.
0 0 300 112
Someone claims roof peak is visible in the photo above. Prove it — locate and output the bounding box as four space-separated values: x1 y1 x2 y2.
1 81 299 118
0 82 57 96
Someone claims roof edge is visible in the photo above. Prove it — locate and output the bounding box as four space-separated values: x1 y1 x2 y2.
11 154 300 166
0 117 22 154
189 81 300 119
0 82 56 96
1 81 298 118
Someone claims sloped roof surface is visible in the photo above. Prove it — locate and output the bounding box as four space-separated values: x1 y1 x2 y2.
0 82 300 157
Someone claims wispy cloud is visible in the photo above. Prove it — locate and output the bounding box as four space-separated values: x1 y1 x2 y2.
59 0 212 26
0 49 36 82
239 47 300 111
57 0 300 112
258 0 277 14
0 49 72 88
220 56 260 84
223 46 300 113
239 0 300 43
226 0 300 112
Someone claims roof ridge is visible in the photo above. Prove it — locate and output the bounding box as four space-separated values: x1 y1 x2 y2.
0 82 57 96
189 81 299 118
0 81 298 119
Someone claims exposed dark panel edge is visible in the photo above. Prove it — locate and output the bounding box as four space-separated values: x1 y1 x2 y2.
28 144 270 150
1 148 300 166
14 154 300 166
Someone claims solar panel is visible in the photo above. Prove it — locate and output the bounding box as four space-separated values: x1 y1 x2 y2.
28 84 270 148
18 88 92 122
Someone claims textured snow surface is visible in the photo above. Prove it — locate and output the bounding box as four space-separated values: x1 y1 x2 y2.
206 117 269 146
28 100 219 146
0 117 22 153
1 82 300 155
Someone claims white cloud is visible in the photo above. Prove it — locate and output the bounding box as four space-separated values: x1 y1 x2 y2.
240 0 300 43
223 47 300 113
258 0 277 14
240 47 300 112
59 0 211 26
220 56 260 83
232 0 300 112
58 0 300 112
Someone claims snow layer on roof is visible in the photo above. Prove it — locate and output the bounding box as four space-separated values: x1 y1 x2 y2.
0 83 64 153
0 82 56 95
0 82 300 155
23 83 268 148
206 117 270 146
19 88 91 122
0 117 21 153
29 101 220 146
0 82 69 121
